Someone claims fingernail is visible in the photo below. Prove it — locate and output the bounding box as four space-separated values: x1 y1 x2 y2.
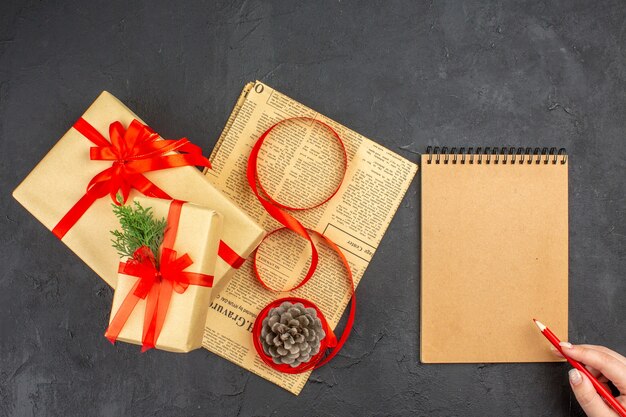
550 346 564 357
560 341 573 349
569 369 582 385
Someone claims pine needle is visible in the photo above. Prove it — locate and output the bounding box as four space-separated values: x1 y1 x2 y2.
110 197 166 265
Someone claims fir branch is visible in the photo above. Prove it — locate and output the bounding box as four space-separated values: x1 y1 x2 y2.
110 198 166 265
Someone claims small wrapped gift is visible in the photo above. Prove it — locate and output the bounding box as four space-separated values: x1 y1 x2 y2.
106 197 221 352
12 91 265 288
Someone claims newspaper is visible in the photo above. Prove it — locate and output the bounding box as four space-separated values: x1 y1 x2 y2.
202 81 418 394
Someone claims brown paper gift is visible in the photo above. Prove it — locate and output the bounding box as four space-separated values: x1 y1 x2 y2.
107 197 221 352
12 91 265 288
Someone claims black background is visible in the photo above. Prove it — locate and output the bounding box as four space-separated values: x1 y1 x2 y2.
1 1 625 416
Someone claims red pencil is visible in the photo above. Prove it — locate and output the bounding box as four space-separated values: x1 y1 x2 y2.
533 319 626 417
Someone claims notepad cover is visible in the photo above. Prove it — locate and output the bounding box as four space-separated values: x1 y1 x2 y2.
420 155 568 363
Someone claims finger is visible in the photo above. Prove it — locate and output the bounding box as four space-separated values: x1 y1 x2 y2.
586 365 610 382
577 345 626 367
562 344 626 392
584 365 611 392
557 345 616 384
562 352 613 392
569 369 618 417
584 366 612 392
551 347 613 388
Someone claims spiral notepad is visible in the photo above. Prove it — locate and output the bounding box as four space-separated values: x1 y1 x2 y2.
421 147 568 363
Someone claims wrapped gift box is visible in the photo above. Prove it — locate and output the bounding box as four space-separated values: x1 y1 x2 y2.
108 197 221 352
12 91 265 289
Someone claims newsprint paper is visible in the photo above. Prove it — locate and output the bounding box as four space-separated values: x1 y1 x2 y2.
202 81 417 394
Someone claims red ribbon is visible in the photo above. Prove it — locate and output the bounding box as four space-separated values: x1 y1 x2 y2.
217 240 247 269
52 118 210 238
248 117 355 373
105 200 214 351
50 117 246 270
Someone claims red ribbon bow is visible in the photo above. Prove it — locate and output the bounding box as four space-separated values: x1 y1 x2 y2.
105 200 214 351
52 118 211 239
51 116 247 269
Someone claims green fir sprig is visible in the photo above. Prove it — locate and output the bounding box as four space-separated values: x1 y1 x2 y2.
110 197 167 265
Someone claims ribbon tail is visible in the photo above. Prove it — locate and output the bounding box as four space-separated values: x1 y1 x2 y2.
152 277 174 351
129 153 211 172
131 174 171 199
104 279 143 344
141 282 161 352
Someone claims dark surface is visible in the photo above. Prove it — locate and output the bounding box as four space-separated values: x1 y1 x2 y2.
1 1 625 416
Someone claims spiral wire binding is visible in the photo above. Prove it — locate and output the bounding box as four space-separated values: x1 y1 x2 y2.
425 147 567 165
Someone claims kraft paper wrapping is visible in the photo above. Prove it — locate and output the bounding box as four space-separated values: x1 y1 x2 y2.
110 197 222 352
12 91 265 289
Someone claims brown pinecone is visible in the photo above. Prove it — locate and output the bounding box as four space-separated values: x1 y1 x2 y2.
260 301 325 367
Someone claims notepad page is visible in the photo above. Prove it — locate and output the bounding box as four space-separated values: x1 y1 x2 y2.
420 156 568 363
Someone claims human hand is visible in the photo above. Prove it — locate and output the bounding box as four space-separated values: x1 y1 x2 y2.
556 343 626 417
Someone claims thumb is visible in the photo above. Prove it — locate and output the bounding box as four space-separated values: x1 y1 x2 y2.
569 369 617 417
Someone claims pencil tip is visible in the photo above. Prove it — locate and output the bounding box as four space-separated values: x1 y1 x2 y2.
533 319 546 331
